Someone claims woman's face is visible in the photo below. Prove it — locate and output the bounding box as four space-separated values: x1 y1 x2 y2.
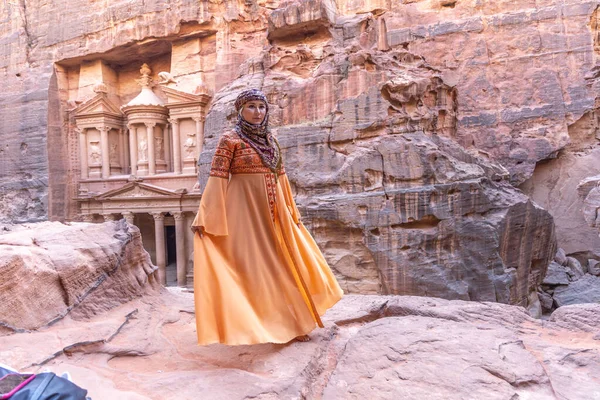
241 100 267 124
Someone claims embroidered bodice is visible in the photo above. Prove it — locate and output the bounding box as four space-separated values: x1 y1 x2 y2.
209 131 285 179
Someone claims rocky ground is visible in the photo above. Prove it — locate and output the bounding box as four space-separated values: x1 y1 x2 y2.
0 291 599 400
1 222 599 399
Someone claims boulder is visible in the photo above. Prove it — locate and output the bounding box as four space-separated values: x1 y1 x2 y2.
588 259 600 276
553 274 600 307
542 261 570 286
566 256 586 279
555 248 568 266
0 221 159 332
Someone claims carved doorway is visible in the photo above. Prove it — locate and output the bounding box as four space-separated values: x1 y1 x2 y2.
166 225 177 286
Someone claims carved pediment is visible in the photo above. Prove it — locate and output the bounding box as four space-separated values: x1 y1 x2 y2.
95 182 183 200
74 93 122 118
162 87 211 107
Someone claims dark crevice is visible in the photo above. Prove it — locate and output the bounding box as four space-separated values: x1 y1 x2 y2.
23 309 139 369
334 300 465 327
18 0 36 64
375 148 389 199
441 1 457 8
391 215 441 229
44 221 140 327
0 321 29 335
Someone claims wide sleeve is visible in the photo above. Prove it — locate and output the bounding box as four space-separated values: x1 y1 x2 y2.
279 172 302 225
191 134 235 236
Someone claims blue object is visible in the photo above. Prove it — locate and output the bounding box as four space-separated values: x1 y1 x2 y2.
0 367 88 400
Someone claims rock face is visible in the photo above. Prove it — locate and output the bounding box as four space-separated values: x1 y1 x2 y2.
5 0 600 304
199 8 557 306
284 132 555 307
521 151 600 254
1 292 598 400
0 220 159 332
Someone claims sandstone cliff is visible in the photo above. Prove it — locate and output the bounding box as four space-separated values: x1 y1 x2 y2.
2 0 600 307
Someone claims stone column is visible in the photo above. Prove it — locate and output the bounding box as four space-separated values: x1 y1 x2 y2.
99 126 110 179
146 122 156 175
173 211 187 287
122 128 130 175
81 214 94 222
152 212 167 286
164 123 171 173
102 213 116 222
169 118 182 175
119 128 126 174
78 128 89 179
128 124 138 176
122 211 135 225
193 116 204 158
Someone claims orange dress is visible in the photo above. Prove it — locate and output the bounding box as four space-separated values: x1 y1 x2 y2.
191 130 343 345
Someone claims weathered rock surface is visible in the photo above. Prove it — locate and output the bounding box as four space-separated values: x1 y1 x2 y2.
590 259 600 276
540 249 600 312
567 256 586 279
1 292 598 400
538 290 554 313
555 248 568 266
579 174 600 233
0 220 159 332
553 274 600 307
543 261 570 286
521 145 600 254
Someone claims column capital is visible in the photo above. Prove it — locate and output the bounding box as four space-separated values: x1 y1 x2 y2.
172 211 185 221
168 118 179 125
192 116 204 123
127 123 135 131
76 127 87 135
151 211 165 221
96 125 111 132
145 122 157 129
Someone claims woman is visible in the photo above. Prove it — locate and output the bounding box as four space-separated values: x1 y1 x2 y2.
191 89 343 345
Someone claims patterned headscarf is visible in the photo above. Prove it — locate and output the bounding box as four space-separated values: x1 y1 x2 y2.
234 89 281 174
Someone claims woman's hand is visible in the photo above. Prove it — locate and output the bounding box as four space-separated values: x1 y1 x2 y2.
191 225 204 238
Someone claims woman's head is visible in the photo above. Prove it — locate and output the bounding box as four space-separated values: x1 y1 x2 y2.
233 88 280 172
235 89 269 125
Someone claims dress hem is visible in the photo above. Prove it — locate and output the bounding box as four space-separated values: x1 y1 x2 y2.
195 293 343 347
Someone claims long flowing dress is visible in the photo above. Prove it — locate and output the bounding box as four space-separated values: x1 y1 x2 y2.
191 130 343 345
